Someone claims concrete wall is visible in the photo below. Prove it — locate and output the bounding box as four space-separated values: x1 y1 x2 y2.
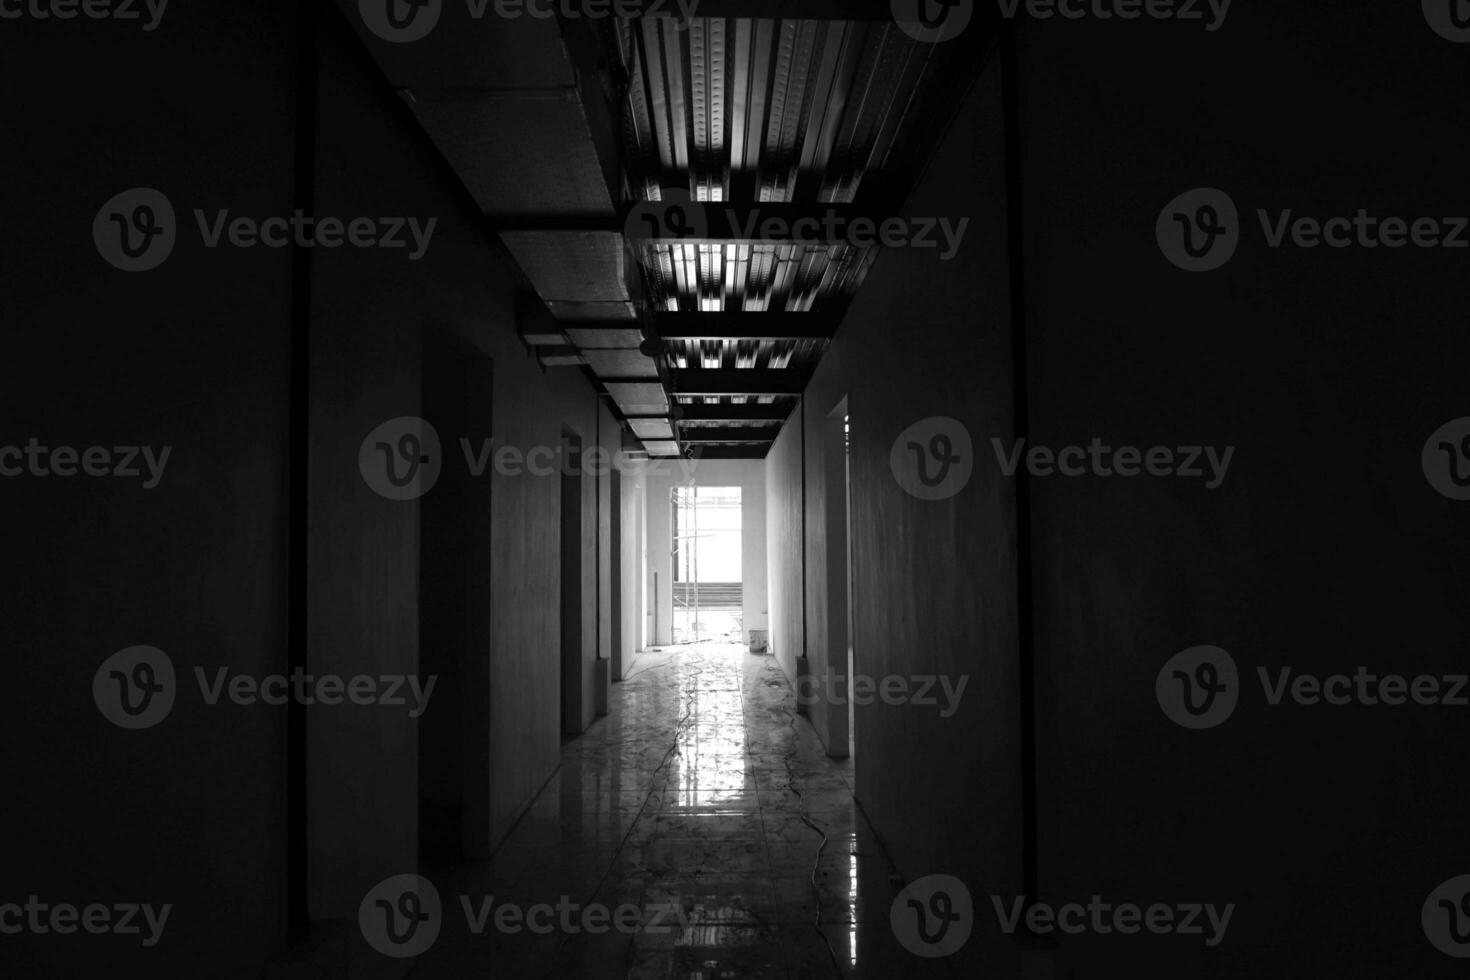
767 47 1022 953
645 458 768 647
307 21 611 863
1016 8 1470 977
0 3 297 977
0 6 617 974
765 9 1470 977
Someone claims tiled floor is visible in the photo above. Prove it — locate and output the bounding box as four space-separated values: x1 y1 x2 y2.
411 644 946 979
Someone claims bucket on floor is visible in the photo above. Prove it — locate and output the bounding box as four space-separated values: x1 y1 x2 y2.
748 629 769 653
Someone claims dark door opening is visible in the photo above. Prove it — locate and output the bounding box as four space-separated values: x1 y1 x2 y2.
561 433 583 735
418 332 488 865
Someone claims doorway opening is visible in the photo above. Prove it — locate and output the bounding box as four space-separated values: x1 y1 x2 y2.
671 485 742 644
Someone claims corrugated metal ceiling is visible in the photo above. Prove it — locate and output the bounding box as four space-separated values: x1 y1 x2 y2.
343 3 983 458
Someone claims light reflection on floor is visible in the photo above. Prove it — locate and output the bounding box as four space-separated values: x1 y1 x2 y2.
414 644 937 978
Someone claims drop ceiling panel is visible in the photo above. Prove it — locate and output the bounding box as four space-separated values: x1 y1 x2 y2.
629 419 676 440
583 350 659 379
501 231 629 303
548 301 638 321
413 98 613 217
565 327 645 348
341 6 574 92
605 383 670 417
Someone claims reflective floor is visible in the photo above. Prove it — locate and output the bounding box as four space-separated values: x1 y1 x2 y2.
413 644 940 978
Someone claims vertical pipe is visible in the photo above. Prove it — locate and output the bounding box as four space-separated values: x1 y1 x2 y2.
596 407 601 661
286 0 319 942
1000 22 1039 902
692 488 700 641
799 395 807 659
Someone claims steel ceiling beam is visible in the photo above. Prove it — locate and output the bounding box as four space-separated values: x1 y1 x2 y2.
670 368 806 397
493 203 898 244
654 312 838 342
675 403 793 422
688 447 773 460
679 427 780 444
613 0 899 21
553 13 626 219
